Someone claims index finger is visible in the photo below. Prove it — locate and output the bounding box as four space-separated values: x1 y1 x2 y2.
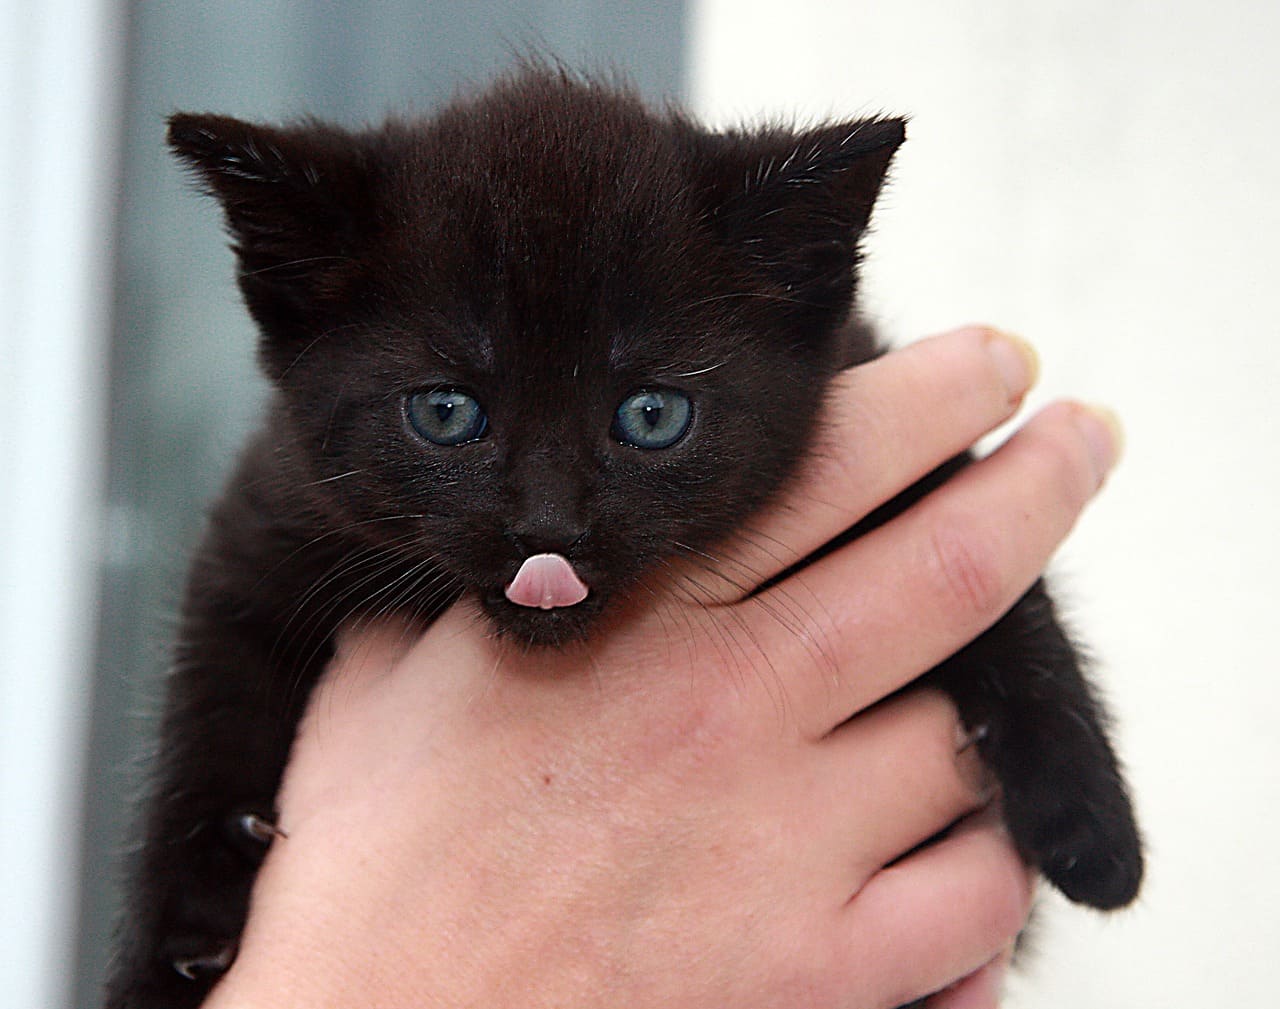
696 326 1039 602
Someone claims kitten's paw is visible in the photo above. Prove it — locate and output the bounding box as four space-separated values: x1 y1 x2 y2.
1001 774 1144 910
1034 810 1144 910
107 810 270 1006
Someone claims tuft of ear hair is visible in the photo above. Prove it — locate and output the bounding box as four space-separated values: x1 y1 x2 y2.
168 114 310 188
167 113 374 344
698 116 906 324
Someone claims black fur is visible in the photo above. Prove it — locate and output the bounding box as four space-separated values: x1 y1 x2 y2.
104 65 1141 1008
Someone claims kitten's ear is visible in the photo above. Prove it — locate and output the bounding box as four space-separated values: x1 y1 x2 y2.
168 113 373 348
701 117 906 324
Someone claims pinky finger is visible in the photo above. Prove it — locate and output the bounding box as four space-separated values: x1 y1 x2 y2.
838 805 1033 1008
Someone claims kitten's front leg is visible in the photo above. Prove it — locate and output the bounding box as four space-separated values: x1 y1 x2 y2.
104 627 319 1009
932 579 1144 909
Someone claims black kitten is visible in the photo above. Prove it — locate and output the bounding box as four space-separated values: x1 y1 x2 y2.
105 65 1142 1008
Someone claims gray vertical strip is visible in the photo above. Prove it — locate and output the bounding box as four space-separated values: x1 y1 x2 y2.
1 1 124 1008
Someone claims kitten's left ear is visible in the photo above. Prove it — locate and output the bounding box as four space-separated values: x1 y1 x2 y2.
700 117 906 321
168 113 374 354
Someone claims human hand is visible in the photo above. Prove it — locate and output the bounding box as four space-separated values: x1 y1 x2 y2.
204 326 1119 1009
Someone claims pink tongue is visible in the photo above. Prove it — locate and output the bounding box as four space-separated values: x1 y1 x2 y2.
504 553 590 610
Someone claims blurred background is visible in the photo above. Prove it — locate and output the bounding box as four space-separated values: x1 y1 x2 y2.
2 2 1276 1007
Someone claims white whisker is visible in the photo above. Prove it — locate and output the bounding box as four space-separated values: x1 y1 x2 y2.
306 469 365 486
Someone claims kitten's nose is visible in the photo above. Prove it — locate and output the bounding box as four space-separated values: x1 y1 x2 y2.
507 519 587 558
509 466 587 556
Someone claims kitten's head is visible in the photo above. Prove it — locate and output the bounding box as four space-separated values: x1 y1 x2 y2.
169 67 903 645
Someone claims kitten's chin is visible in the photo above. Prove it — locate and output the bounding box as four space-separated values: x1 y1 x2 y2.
479 589 605 648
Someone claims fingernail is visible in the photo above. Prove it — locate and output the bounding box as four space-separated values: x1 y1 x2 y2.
1075 403 1125 486
985 329 1040 403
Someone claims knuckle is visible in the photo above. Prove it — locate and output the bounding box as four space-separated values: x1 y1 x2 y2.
931 324 1020 421
1022 417 1095 513
927 515 1008 622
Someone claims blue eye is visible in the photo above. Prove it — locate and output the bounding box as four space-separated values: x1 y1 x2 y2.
407 388 488 445
612 389 692 449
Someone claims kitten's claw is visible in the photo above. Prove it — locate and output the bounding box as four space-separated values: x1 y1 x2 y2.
172 942 235 980
236 811 284 844
222 809 285 862
956 722 989 753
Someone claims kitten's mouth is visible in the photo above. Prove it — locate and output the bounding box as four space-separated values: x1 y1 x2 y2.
503 553 590 610
473 553 604 646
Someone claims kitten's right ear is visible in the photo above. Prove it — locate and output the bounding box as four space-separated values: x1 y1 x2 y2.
168 113 373 347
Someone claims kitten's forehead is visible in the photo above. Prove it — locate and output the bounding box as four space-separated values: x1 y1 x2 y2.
417 74 685 215
394 91 692 276
380 82 728 382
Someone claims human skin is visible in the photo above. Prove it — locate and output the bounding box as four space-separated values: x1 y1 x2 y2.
203 326 1121 1009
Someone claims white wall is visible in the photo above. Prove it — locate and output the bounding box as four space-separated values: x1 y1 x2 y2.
0 1 123 1007
691 1 1279 1005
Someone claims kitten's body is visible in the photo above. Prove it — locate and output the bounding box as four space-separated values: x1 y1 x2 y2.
105 67 1141 1008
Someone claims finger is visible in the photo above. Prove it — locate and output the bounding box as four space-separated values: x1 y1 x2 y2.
925 946 1014 1009
807 689 993 885
743 400 1120 737
837 806 1034 1009
698 326 1038 602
